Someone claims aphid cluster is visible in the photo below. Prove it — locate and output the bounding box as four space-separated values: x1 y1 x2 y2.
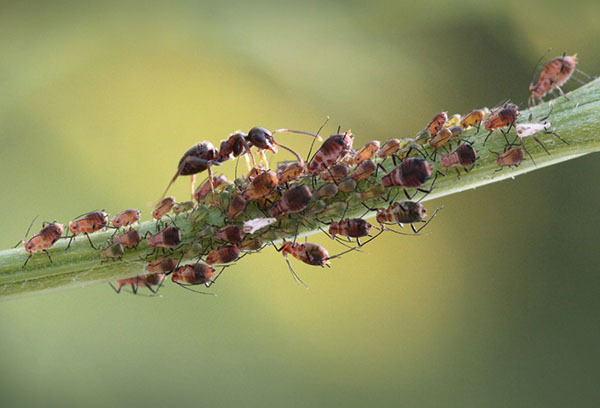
15 51 589 296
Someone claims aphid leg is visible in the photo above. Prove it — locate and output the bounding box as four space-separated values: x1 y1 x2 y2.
108 282 121 294
414 207 442 233
501 129 511 146
175 282 217 295
483 130 494 146
532 136 550 155
575 68 592 79
520 139 537 166
545 131 569 145
22 254 33 268
83 233 97 249
374 162 388 178
405 146 426 159
454 168 461 178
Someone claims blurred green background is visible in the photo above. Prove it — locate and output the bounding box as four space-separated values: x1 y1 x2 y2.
1 1 600 407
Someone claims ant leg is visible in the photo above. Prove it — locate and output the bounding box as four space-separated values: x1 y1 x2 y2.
532 136 550 154
259 150 270 170
545 131 569 145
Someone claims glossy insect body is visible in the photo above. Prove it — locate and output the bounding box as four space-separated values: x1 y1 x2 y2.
22 222 64 266
100 243 125 260
426 112 448 137
377 138 401 158
376 201 426 226
114 229 141 248
460 110 485 130
194 175 229 202
206 245 241 265
216 131 252 162
243 171 278 200
496 148 524 168
69 211 109 235
328 219 372 239
147 227 182 249
111 209 141 228
152 197 175 220
215 225 245 243
227 195 247 219
315 183 339 200
112 273 166 294
484 104 519 131
320 164 349 182
441 144 477 168
352 141 380 164
350 159 376 181
308 131 354 173
529 54 578 105
171 263 216 286
146 257 178 274
276 161 305 185
270 185 312 217
281 242 330 267
428 127 453 149
382 158 433 188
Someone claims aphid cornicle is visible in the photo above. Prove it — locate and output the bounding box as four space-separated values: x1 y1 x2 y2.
114 229 141 248
308 131 354 174
206 245 241 265
350 159 376 181
441 144 478 172
21 222 64 267
460 109 486 131
483 103 520 145
171 263 217 286
328 219 372 241
529 54 580 106
68 211 109 249
270 184 312 217
147 227 182 249
152 197 175 220
100 243 125 261
243 171 279 200
426 112 448 137
382 158 433 189
215 225 245 243
111 209 141 228
227 195 247 219
374 201 439 234
111 273 166 294
146 257 178 274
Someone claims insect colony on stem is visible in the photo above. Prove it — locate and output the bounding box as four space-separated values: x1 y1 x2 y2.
14 51 589 295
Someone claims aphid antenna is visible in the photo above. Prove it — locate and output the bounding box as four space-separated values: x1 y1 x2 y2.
317 226 362 251
283 256 308 289
305 116 330 163
15 215 40 247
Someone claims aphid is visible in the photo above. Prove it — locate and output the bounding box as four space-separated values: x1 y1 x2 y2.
483 103 520 145
382 158 434 193
445 113 461 127
68 211 109 249
146 226 182 249
271 184 312 217
514 112 568 155
426 111 448 137
152 197 175 220
529 53 581 106
172 262 218 288
428 127 454 150
308 131 354 174
441 144 478 173
226 195 247 219
350 159 376 181
243 218 277 234
337 178 357 193
352 140 380 164
20 222 64 267
328 219 372 244
276 161 305 185
206 245 241 265
215 225 245 243
314 183 339 200
495 148 525 172
374 201 440 234
377 138 401 159
110 273 166 294
111 209 141 228
100 243 125 261
194 175 229 202
172 201 195 214
460 109 486 131
320 164 350 183
146 257 178 274
449 126 463 138
360 184 385 201
240 237 263 251
243 171 278 200
256 190 282 209
113 229 141 248
281 241 330 267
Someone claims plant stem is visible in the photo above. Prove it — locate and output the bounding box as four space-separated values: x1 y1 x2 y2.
2 78 600 300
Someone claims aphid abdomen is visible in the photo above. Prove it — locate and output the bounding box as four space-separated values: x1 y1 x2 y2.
497 148 524 167
351 160 376 181
271 185 312 217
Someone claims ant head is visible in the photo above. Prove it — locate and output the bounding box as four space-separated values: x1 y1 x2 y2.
247 127 275 151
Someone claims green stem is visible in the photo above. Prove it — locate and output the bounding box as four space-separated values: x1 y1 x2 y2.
2 78 600 300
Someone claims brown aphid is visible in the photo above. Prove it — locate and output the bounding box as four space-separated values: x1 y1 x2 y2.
270 184 312 217
240 237 263 252
350 159 376 181
428 127 453 150
152 197 175 220
111 273 166 294
529 54 580 106
147 227 182 249
308 131 354 174
146 257 178 274
227 194 247 219
206 245 241 265
281 241 330 267
483 103 520 145
100 243 125 261
320 164 350 183
375 201 438 234
69 211 109 236
377 138 401 159
352 140 380 164
329 219 372 241
337 178 357 193
194 175 229 202
215 225 245 243
21 222 64 267
256 190 281 210
460 110 486 131
441 144 477 170
172 263 217 286
243 171 278 200
382 158 433 189
449 126 463 138
496 148 525 169
276 161 305 185
114 229 141 248
315 183 339 200
111 209 141 228
426 112 448 137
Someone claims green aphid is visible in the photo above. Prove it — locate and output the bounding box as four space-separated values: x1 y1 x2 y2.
173 201 194 214
361 184 385 201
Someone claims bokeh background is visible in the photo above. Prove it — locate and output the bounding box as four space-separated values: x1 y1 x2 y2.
1 1 600 407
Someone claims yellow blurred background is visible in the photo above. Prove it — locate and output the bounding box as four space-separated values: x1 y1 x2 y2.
1 1 600 407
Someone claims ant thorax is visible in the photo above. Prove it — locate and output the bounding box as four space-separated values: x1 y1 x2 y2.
516 122 552 138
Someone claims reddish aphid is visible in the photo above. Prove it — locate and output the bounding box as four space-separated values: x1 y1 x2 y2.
350 159 376 181
377 138 401 159
114 229 142 248
194 175 229 202
270 184 312 217
215 225 245 243
308 131 354 174
495 148 525 172
529 54 580 106
426 112 448 137
206 245 241 265
381 158 434 198
146 257 178 274
351 140 380 164
171 263 217 286
146 227 182 249
111 209 141 228
276 161 305 185
281 241 330 267
68 211 109 249
374 201 440 234
227 195 247 219
483 103 520 145
110 273 166 295
320 164 350 183
21 222 64 267
328 219 372 243
152 197 175 220
243 171 279 200
441 144 477 172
